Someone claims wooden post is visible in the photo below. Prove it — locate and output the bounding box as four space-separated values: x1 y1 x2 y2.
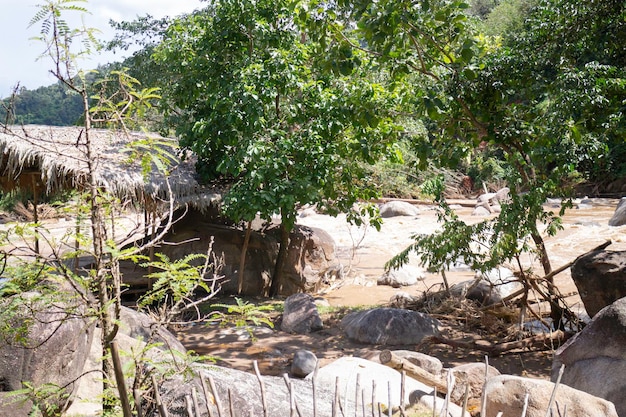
31 174 39 255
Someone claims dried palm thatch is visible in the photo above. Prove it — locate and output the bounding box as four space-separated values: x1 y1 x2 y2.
0 125 221 210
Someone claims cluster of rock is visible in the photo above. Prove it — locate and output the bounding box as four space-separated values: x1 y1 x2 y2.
279 292 622 417
156 207 340 296
3 277 626 416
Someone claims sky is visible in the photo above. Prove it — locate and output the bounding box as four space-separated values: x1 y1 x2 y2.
0 0 206 98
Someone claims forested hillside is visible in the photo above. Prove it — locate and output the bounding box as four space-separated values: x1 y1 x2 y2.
2 83 83 126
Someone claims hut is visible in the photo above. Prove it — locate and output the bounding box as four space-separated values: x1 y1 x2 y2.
0 125 222 284
0 124 221 211
0 125 338 297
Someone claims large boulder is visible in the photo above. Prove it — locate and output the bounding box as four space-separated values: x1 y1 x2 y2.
449 363 500 411
483 375 618 417
309 357 469 417
119 306 187 353
379 201 421 218
341 308 440 345
151 362 354 417
156 208 338 296
0 285 95 416
608 197 626 226
377 265 426 287
570 250 626 317
552 296 626 416
281 293 323 334
67 309 188 417
451 267 522 306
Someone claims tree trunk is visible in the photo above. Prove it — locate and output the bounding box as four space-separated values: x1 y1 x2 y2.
269 215 290 297
530 229 565 329
238 221 252 294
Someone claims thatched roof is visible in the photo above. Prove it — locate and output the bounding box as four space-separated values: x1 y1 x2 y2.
0 125 221 210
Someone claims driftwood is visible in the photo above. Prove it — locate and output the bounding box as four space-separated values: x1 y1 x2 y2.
425 330 572 356
379 350 448 394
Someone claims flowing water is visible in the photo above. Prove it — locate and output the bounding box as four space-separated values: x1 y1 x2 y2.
297 198 626 309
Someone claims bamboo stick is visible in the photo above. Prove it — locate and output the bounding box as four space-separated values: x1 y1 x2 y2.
185 395 195 417
192 387 200 417
545 365 565 417
200 374 215 417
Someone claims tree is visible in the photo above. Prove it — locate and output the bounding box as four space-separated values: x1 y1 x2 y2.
154 0 400 295
1 2 221 415
313 0 625 329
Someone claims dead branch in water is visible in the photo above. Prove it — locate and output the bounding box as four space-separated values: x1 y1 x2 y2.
425 330 572 356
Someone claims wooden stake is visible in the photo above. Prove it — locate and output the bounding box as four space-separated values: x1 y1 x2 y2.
192 387 201 417
228 388 235 417
200 374 215 417
185 395 195 417
134 388 144 417
253 361 268 417
208 375 225 417
545 365 565 417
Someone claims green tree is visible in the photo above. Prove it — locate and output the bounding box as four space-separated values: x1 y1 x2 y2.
1 2 221 415
155 0 399 295
315 0 625 329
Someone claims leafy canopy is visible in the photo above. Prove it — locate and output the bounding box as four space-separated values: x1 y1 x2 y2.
155 0 400 230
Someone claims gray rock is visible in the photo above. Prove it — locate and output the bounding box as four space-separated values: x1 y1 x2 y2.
450 363 500 409
154 362 353 417
494 187 510 203
472 205 492 216
291 350 318 378
341 308 439 345
553 296 626 416
309 357 469 417
158 209 337 296
570 250 626 317
377 265 425 287
450 267 522 306
379 201 420 218
389 292 418 309
119 306 187 353
483 374 618 417
608 197 626 226
0 286 95 417
390 350 443 376
281 293 323 334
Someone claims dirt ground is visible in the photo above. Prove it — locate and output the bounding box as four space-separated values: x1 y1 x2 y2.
177 199 626 379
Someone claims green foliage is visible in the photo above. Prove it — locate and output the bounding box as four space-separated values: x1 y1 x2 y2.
1 83 83 126
209 297 275 329
154 0 400 232
136 253 213 309
90 70 161 131
479 0 535 37
9 381 68 417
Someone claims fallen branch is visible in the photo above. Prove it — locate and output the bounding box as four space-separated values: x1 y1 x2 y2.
379 350 448 394
425 330 572 356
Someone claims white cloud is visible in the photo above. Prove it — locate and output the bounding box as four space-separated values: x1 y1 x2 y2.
0 0 204 98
